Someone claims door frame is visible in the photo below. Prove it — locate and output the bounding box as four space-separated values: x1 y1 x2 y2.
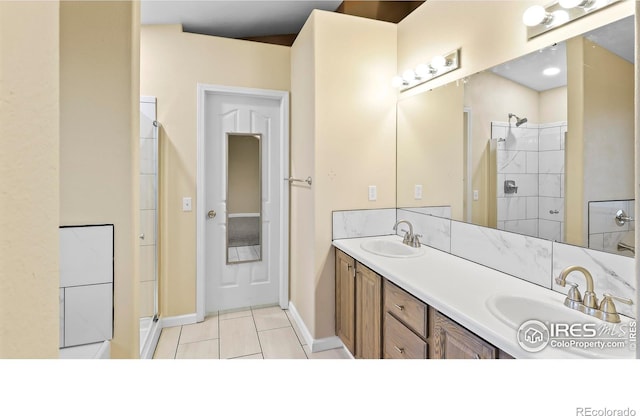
196 84 289 322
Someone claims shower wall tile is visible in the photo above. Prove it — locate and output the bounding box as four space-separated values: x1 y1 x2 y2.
588 200 632 234
539 197 564 221
140 101 156 139
526 197 538 220
539 174 562 197
539 219 562 241
505 126 539 151
504 219 538 238
497 150 526 174
498 173 538 198
552 242 636 318
526 152 538 174
538 126 562 151
59 225 114 287
498 197 527 221
450 220 552 288
560 174 565 198
539 150 565 174
396 209 451 253
560 125 567 149
140 138 157 174
491 124 507 141
588 233 605 251
603 231 634 258
332 208 396 240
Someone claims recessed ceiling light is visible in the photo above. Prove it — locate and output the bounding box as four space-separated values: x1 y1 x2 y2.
543 67 561 76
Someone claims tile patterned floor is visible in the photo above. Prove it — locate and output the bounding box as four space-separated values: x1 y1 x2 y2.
153 305 351 359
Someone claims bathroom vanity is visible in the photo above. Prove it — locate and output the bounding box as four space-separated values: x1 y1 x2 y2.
333 235 635 359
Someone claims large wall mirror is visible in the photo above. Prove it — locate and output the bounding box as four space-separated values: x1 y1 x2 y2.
397 16 635 258
226 133 262 264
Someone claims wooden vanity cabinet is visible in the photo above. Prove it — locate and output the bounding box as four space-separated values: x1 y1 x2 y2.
335 250 356 355
355 263 382 359
430 310 497 359
383 280 428 359
335 250 382 359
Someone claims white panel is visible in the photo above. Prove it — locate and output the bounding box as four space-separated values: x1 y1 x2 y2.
504 125 539 151
140 174 156 210
332 208 397 240
497 150 526 174
59 289 65 348
538 219 562 241
59 225 113 287
538 174 562 197
396 208 451 253
526 197 538 220
503 219 538 237
526 151 538 174
64 283 113 346
140 101 156 139
140 209 156 246
140 138 157 174
538 150 565 174
538 127 562 151
589 200 630 233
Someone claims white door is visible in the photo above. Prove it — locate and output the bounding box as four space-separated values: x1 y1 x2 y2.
204 93 283 312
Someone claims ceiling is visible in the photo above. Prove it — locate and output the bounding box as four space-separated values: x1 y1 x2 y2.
140 0 343 38
491 16 634 92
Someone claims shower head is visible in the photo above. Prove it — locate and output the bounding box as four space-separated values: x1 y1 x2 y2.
508 113 528 127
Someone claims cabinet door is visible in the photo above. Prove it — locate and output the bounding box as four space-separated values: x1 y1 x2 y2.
335 250 356 355
355 263 382 359
431 311 496 359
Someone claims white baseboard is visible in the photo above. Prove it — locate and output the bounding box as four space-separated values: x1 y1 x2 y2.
161 313 198 328
288 302 345 353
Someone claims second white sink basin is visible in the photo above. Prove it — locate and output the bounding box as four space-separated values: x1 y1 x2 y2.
360 239 424 258
486 294 634 358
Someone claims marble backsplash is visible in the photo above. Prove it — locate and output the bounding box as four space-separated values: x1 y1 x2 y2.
332 206 636 318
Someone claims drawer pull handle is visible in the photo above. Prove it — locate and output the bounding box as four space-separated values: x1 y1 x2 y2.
474 353 481 359
394 304 405 311
394 346 405 354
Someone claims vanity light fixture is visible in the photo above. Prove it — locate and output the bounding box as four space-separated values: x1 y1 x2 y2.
523 0 620 40
393 49 460 92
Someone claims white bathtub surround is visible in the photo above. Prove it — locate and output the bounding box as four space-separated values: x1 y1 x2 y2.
332 208 396 240
493 121 566 240
588 200 635 257
396 208 451 253
450 220 552 288
552 242 635 318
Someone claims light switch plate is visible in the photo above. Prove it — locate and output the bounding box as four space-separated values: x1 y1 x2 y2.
182 197 192 212
414 184 423 200
473 190 479 201
368 186 377 201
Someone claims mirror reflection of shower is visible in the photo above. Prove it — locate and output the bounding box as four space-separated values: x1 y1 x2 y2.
508 113 528 127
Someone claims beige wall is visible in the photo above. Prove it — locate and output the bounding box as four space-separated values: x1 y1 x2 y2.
290 14 317 336
540 86 568 124
140 25 290 317
565 37 634 246
397 82 464 216
228 135 260 214
0 1 60 358
60 1 140 358
291 10 397 339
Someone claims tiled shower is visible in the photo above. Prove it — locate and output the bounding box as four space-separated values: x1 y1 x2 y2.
492 121 567 241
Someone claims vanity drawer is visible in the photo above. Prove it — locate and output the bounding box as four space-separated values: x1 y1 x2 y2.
383 312 427 359
383 280 428 338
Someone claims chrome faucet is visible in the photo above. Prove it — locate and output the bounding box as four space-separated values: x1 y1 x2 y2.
555 265 633 323
392 220 421 248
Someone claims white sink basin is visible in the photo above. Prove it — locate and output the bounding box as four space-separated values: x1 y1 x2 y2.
486 294 634 358
360 239 424 258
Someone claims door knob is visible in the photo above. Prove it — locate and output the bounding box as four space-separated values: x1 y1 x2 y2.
207 210 216 219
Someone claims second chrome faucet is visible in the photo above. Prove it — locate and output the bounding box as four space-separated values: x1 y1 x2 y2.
555 265 633 323
393 220 421 248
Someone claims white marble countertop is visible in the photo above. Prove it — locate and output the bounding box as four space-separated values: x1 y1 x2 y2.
333 235 635 359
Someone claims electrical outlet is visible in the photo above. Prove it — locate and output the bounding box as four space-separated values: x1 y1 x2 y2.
368 185 377 201
473 190 479 201
182 197 192 212
414 184 423 200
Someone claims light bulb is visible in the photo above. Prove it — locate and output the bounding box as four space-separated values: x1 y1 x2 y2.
402 69 416 82
522 5 548 27
415 63 431 78
391 76 405 88
551 10 570 25
542 67 561 76
430 55 447 69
